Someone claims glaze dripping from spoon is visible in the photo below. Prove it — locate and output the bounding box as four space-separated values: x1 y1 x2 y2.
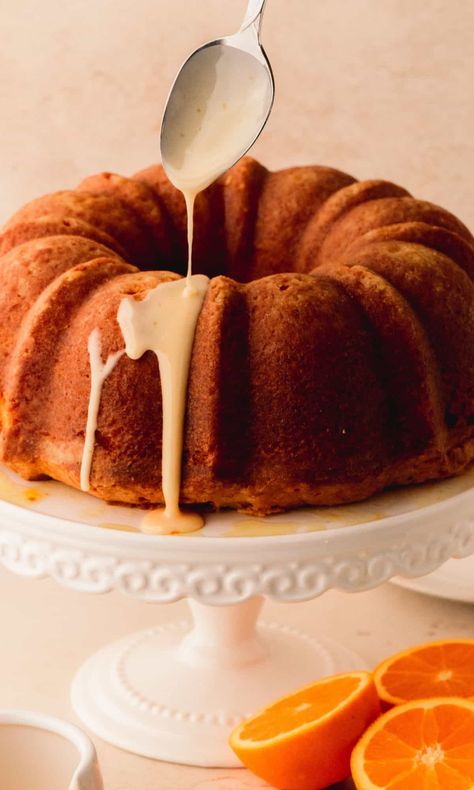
87 1 274 534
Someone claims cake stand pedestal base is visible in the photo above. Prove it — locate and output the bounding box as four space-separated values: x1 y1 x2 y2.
71 597 365 767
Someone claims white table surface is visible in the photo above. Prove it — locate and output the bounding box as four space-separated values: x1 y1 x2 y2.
0 1 473 788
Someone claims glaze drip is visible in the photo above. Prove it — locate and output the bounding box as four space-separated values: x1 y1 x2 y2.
81 40 271 529
184 191 196 285
117 275 209 533
80 329 124 492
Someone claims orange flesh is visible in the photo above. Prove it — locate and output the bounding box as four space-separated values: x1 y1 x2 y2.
362 704 474 788
380 643 474 702
238 674 361 741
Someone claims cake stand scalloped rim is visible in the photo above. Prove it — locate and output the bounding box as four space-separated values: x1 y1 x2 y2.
0 480 473 604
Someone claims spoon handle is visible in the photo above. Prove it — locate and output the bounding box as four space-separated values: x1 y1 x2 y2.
240 0 267 34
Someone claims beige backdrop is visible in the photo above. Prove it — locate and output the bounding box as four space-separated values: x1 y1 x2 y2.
0 0 473 228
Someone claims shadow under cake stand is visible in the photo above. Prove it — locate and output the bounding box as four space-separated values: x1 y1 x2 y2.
0 466 473 767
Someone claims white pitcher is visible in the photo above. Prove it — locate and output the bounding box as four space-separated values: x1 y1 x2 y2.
0 710 104 790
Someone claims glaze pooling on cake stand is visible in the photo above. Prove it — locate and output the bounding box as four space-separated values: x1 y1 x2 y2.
0 467 473 766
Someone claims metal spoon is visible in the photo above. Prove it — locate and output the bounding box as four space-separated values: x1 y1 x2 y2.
160 0 274 193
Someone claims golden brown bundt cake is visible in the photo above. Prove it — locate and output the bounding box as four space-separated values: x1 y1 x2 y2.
1 157 473 514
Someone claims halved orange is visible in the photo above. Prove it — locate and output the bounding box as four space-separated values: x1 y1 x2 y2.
351 696 474 789
373 639 474 707
229 671 380 790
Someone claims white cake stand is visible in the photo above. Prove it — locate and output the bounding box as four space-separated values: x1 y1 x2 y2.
0 467 473 767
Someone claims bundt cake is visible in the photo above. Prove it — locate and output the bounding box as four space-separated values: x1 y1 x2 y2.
1 157 474 516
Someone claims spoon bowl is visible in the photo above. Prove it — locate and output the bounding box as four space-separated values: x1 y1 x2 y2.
160 0 274 194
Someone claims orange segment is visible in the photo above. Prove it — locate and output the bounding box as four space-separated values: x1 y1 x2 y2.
241 674 362 740
229 671 380 790
351 697 474 790
373 639 474 707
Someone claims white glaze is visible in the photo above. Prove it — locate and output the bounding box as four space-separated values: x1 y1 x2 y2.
80 329 124 492
184 191 196 283
0 709 103 790
161 43 272 195
116 45 270 532
117 275 208 533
